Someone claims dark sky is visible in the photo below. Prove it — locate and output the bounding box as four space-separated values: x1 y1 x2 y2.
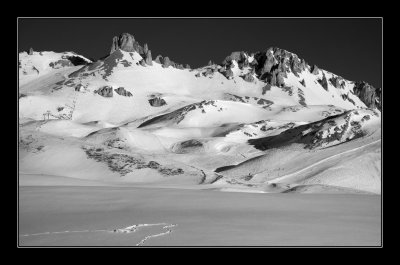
18 18 382 87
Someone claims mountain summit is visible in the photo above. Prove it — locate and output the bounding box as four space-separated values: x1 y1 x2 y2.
19 32 381 194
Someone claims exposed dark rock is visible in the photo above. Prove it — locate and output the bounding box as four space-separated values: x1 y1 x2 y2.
242 72 255 82
248 111 365 150
82 146 184 177
49 60 73 69
353 81 381 110
203 68 215 77
329 76 342 88
276 71 286 87
75 84 84 92
155 55 163 64
300 79 306 87
149 97 167 107
139 59 147 67
310 65 319 75
63 55 89 66
95 86 113 97
110 33 144 54
262 84 271 95
145 50 153 65
290 56 306 77
143 43 149 54
19 93 26 99
318 73 328 90
249 58 258 67
162 56 173 68
180 139 203 148
223 69 234 79
260 50 275 74
298 88 307 106
222 51 247 65
114 87 132 97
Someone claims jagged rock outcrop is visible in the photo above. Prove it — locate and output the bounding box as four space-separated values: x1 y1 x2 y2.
242 72 255 82
185 64 191 69
329 76 342 89
110 33 144 54
262 84 271 95
310 65 319 75
149 97 167 107
114 87 132 97
109 33 187 69
203 68 214 77
28 48 34 55
95 86 113 97
223 68 234 80
155 55 163 64
222 51 247 65
218 47 314 88
49 59 73 69
290 56 306 77
318 73 328 90
145 50 153 65
139 59 147 67
353 81 381 110
162 57 173 68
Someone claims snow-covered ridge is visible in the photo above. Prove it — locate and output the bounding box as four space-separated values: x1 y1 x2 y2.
18 33 381 194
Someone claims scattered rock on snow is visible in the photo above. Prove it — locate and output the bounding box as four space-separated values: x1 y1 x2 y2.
149 97 167 107
95 86 113 97
114 87 132 97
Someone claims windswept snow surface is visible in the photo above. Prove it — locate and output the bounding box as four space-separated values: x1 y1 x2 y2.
19 186 381 246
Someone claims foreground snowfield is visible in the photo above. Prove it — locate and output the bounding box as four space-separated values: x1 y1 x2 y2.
19 186 381 246
19 39 381 246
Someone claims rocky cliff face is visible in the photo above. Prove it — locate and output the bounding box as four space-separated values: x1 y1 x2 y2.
219 47 381 110
106 33 381 110
353 81 381 110
110 33 143 54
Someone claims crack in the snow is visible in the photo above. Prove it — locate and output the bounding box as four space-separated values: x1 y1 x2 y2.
19 223 177 246
135 224 177 246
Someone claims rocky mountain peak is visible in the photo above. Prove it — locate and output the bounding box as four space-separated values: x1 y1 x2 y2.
110 33 143 54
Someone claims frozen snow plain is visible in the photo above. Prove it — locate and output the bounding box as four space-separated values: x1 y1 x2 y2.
19 186 381 246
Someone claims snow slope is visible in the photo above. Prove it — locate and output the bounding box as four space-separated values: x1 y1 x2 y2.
18 43 381 194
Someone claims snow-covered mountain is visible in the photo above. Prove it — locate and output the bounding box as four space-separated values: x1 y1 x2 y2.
18 32 381 194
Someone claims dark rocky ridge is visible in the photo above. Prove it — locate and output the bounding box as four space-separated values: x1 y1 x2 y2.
219 47 381 110
110 33 186 69
76 32 381 110
95 86 113 97
353 81 381 110
149 97 167 107
114 87 132 97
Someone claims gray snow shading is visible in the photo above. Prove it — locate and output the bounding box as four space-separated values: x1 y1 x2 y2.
19 186 381 246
